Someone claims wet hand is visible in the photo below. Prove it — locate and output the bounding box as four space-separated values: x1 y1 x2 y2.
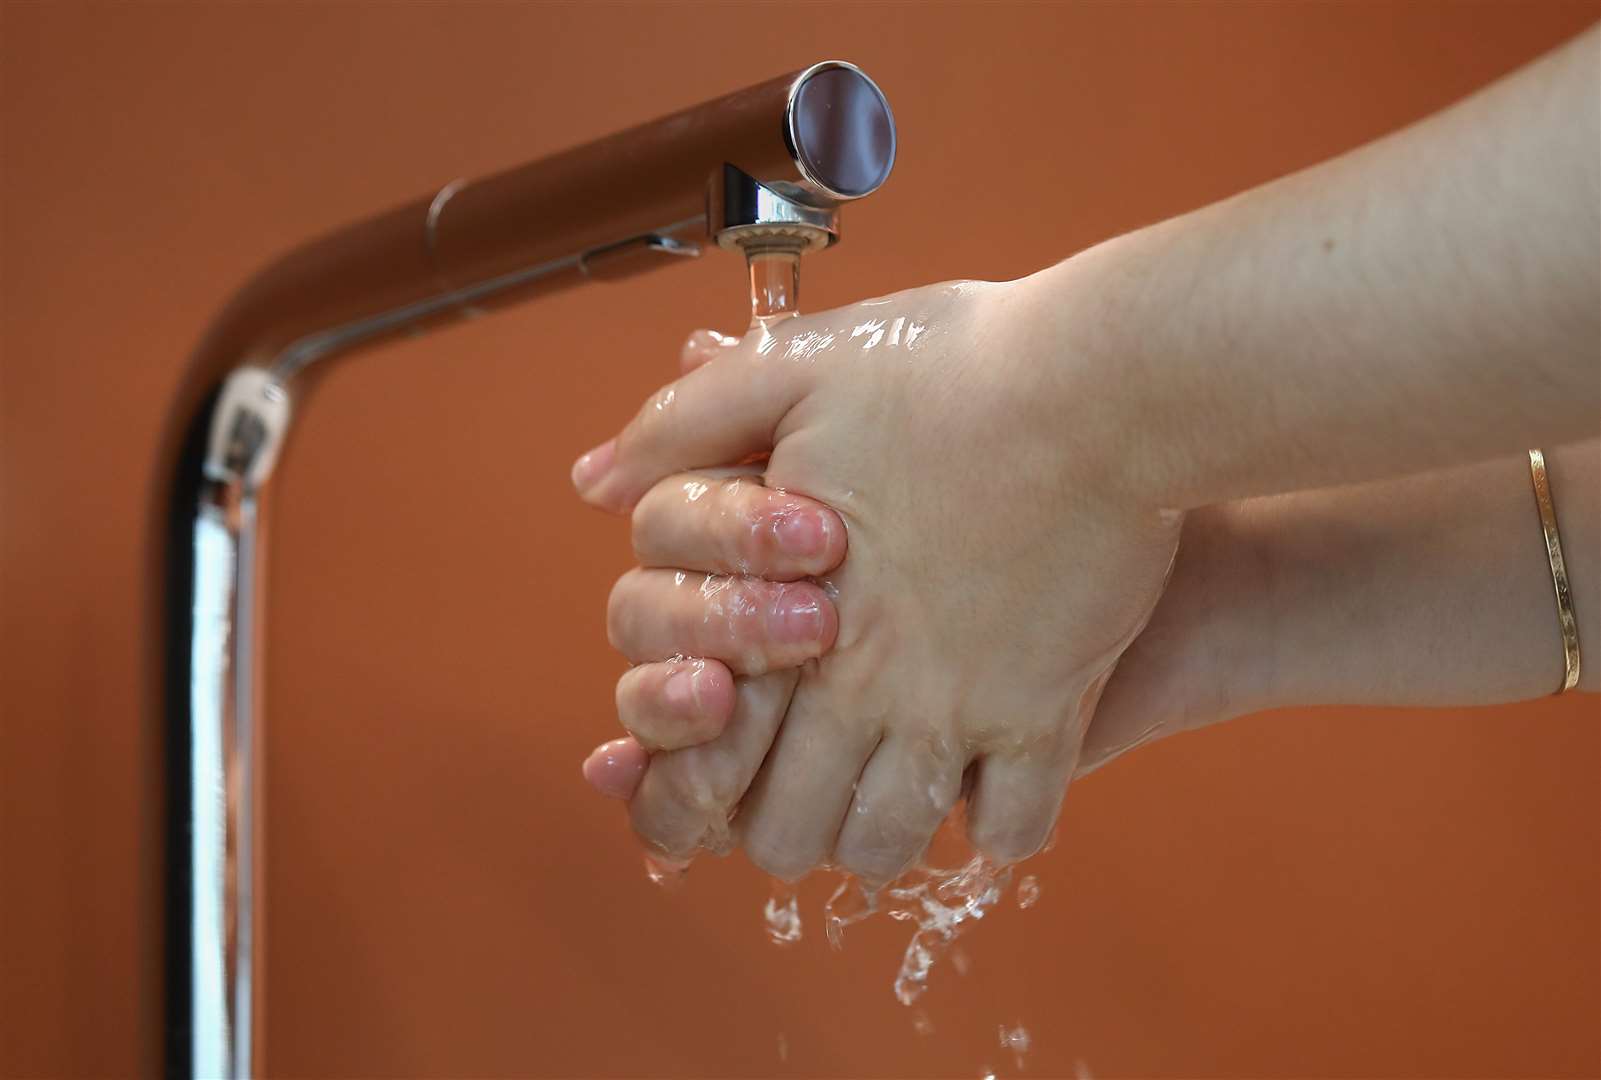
576 277 1184 882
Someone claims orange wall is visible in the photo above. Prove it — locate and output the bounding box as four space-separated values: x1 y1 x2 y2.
2 2 1597 1076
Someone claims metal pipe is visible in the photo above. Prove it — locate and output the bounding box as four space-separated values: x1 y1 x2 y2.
156 60 895 1077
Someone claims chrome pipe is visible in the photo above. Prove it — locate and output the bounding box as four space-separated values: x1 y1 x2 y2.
159 61 895 1077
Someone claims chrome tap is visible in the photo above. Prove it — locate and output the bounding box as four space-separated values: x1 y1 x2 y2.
160 60 895 1078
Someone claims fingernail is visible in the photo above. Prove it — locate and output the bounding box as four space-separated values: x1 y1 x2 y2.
571 438 616 494
581 737 646 799
768 588 825 645
774 510 826 560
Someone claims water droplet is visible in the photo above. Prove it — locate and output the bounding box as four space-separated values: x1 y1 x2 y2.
776 1032 788 1063
823 876 877 951
643 853 687 891
911 1010 934 1037
759 821 1021 1007
886 852 1012 1006
1017 875 1040 909
763 881 803 947
999 1022 1031 1070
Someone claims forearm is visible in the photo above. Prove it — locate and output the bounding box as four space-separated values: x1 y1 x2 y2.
1084 442 1597 773
1243 442 1599 709
1044 24 1599 510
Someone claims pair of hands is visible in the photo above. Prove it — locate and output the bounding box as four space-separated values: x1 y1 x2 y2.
574 273 1186 885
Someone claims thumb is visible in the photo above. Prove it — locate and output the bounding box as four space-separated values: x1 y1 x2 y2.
572 335 813 513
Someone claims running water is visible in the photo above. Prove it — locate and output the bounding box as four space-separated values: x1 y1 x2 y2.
746 245 802 325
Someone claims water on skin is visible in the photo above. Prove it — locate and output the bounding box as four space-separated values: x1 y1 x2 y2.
665 256 1034 1058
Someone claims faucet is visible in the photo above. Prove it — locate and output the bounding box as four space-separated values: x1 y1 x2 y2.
160 60 895 1078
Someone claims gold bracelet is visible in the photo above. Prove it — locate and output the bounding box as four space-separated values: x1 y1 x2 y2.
1528 449 1582 694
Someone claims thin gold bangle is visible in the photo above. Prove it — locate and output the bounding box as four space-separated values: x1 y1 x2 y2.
1528 449 1582 694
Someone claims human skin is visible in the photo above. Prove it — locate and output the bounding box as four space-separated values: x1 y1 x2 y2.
575 25 1599 883
583 442 1598 840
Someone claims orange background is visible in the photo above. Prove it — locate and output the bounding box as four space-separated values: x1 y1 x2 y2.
2 2 1597 1076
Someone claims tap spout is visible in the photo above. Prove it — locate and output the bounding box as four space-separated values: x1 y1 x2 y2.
155 60 895 1079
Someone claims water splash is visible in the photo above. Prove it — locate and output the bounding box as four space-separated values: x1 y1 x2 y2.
999 1022 1031 1071
1016 875 1040 910
763 881 803 947
821 851 1014 1006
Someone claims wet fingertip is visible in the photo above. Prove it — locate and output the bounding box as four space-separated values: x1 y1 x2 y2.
691 661 736 727
680 328 735 372
817 506 848 570
582 737 648 800
773 508 828 561
813 584 840 652
964 816 1045 867
571 438 617 496
767 582 837 651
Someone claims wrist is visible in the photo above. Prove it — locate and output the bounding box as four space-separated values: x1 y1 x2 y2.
1082 501 1285 774
1023 230 1202 512
1156 501 1286 726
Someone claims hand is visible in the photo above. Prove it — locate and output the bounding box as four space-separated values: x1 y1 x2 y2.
575 275 1184 882
585 489 1268 821
580 330 851 860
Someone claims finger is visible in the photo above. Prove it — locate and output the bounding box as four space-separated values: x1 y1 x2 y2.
832 734 965 887
581 736 649 800
633 473 846 580
607 569 836 674
615 658 736 752
679 328 739 374
964 746 1077 865
629 669 797 861
736 685 883 882
572 332 816 512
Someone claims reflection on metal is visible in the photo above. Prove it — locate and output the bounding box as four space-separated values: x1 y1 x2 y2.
166 60 896 1078
189 502 236 1079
